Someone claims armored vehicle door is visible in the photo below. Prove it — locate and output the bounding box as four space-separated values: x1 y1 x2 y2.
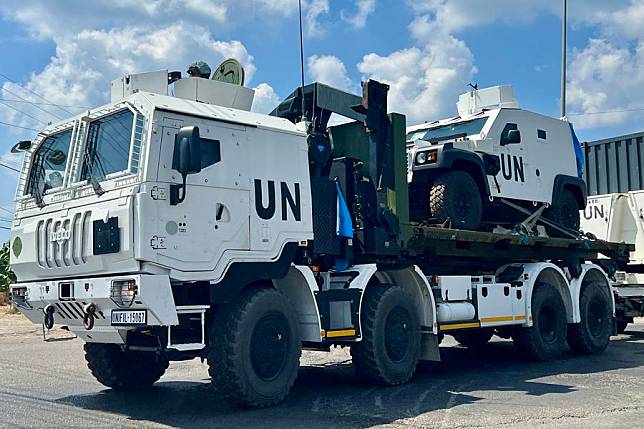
488 112 537 202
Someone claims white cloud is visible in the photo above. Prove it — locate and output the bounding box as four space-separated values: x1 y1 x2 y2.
358 15 476 122
305 0 330 37
341 0 376 29
308 55 353 92
0 23 256 131
252 83 280 113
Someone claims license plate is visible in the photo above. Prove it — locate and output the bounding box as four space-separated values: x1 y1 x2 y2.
111 310 147 326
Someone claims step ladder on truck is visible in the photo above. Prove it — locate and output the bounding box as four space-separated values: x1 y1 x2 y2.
8 64 631 408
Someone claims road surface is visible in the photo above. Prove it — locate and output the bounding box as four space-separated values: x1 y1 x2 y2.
1 308 642 428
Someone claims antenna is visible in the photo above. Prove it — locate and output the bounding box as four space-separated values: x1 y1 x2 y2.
560 0 568 119
298 0 306 121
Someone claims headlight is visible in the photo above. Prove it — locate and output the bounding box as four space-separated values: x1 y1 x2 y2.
111 279 137 307
415 150 437 165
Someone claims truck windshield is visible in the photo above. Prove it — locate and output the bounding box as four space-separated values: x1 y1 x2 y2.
26 128 73 196
81 109 133 181
407 117 488 142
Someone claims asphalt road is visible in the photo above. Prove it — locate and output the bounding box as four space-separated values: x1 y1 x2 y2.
0 312 642 429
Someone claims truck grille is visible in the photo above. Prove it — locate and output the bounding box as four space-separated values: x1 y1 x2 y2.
35 211 92 268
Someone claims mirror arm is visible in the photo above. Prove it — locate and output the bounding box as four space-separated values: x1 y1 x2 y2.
170 174 188 206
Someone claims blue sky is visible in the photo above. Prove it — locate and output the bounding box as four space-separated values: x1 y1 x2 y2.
2 0 644 242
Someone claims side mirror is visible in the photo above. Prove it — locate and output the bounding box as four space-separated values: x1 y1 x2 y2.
173 126 202 176
171 126 202 205
11 140 32 153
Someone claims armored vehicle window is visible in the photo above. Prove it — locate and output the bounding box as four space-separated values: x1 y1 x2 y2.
406 117 488 142
200 138 221 169
26 128 73 195
82 109 134 181
537 129 547 140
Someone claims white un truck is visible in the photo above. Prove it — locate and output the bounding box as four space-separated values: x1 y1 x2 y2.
580 131 644 333
8 65 630 407
407 85 586 234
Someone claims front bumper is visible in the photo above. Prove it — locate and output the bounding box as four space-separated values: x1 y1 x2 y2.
10 274 178 344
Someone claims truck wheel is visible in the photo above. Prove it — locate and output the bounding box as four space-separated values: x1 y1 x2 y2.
512 282 567 361
452 328 494 349
84 343 168 389
351 284 420 385
615 320 629 334
208 287 301 408
567 282 612 354
545 188 580 235
430 171 482 230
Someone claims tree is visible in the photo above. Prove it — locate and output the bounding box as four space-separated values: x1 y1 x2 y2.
0 241 16 294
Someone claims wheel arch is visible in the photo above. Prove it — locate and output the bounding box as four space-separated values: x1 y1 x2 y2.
272 266 323 342
523 263 574 325
553 174 587 209
374 265 438 334
568 264 614 323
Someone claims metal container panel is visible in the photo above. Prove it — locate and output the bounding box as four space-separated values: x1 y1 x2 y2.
583 132 644 196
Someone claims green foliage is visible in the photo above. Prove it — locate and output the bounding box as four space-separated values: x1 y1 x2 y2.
0 241 16 293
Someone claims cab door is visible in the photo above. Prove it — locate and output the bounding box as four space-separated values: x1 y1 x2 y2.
155 118 250 273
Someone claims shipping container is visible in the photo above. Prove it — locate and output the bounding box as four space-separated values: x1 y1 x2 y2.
582 131 644 196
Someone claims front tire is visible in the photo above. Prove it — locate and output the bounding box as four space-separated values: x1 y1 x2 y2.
567 282 612 354
208 287 301 408
430 171 483 230
351 284 421 385
545 188 580 236
84 343 168 390
512 282 567 361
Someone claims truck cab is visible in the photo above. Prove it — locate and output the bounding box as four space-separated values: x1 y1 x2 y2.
9 69 313 343
406 85 586 233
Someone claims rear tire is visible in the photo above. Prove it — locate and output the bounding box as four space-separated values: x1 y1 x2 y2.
512 283 567 361
84 343 168 390
545 188 580 236
351 284 421 385
208 287 301 408
452 329 494 349
568 282 612 354
430 171 483 230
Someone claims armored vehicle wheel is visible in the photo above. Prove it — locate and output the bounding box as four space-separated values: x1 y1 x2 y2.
208 287 301 408
615 320 629 334
512 282 567 361
430 171 482 230
351 284 420 385
545 188 580 236
84 343 168 390
568 282 612 354
452 328 494 349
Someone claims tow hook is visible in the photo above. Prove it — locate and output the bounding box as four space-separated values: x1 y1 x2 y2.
43 305 55 330
83 303 97 331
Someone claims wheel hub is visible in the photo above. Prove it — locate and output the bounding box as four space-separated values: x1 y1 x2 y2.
384 306 412 362
538 305 558 343
250 312 290 381
587 297 607 337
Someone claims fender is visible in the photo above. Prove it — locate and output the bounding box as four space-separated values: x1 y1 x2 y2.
517 262 573 326
553 174 587 209
414 147 491 195
568 264 614 324
209 242 299 304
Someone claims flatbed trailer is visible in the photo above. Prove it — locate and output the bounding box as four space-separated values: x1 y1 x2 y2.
8 72 631 408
